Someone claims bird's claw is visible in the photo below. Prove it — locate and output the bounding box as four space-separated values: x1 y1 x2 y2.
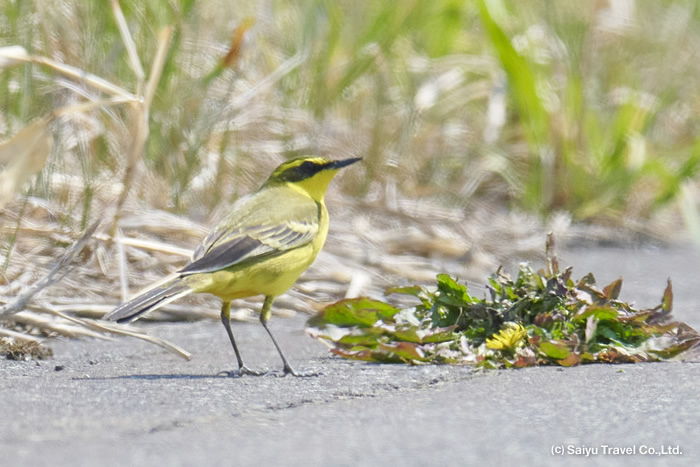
279 366 321 377
219 365 320 378
218 365 266 377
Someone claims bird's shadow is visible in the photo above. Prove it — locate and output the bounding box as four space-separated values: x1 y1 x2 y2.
74 373 238 381
74 368 322 381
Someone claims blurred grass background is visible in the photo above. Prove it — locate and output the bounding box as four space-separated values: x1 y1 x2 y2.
2 0 700 245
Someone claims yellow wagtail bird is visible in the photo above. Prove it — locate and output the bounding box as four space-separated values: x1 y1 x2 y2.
104 156 361 376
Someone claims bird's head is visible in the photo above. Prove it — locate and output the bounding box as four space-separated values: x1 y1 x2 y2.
263 156 361 201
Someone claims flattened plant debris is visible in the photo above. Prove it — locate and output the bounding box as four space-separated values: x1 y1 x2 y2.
307 235 700 368
0 339 53 361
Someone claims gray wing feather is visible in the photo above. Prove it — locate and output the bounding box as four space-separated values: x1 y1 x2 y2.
180 188 319 275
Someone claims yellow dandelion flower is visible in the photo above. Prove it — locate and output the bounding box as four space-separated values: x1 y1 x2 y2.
486 322 527 351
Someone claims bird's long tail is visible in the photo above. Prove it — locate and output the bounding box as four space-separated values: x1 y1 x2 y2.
103 276 193 324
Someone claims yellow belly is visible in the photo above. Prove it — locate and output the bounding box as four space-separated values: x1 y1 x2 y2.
191 244 315 300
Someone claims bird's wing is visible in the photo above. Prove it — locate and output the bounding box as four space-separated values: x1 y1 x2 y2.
180 187 320 275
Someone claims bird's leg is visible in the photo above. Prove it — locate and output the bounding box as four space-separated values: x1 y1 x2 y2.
220 301 263 377
260 296 317 377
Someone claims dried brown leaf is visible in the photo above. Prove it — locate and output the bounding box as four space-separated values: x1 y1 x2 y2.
0 116 52 208
603 277 623 300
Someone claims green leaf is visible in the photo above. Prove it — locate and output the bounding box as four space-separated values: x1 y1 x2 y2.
661 279 673 312
429 302 463 328
435 273 471 306
391 325 424 343
597 323 622 342
378 342 427 362
421 326 459 343
385 285 425 297
334 327 388 346
580 352 596 362
575 306 619 322
331 347 399 363
539 340 571 360
577 272 596 287
308 298 400 328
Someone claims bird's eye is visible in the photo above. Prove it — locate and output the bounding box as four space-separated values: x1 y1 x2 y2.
301 161 315 172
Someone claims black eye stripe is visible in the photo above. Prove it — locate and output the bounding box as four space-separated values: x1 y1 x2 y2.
278 161 325 182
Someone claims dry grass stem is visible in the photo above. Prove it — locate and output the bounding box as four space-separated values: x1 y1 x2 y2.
0 222 98 318
144 26 173 110
110 25 173 237
29 55 136 100
52 96 139 118
227 49 309 114
110 0 145 85
0 45 29 68
43 305 191 360
12 311 106 339
93 233 193 257
0 327 42 343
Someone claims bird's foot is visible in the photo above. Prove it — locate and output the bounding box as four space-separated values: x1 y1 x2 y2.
218 365 266 377
275 365 321 377
218 365 320 378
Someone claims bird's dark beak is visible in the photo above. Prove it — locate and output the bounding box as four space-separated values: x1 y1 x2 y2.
328 157 362 170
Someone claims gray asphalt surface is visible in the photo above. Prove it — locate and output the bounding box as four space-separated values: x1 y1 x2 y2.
1 246 699 466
